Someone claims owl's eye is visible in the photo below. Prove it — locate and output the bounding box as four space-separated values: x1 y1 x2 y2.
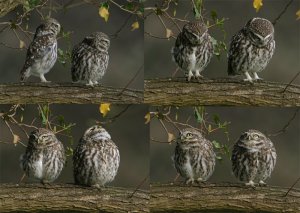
253 134 259 140
186 133 193 138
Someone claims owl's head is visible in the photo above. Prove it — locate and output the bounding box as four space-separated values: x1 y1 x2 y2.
178 128 203 145
83 125 111 141
183 21 208 44
245 17 274 46
239 129 269 150
35 18 61 37
86 32 110 51
28 128 57 147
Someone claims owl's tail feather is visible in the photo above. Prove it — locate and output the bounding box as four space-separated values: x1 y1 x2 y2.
227 62 235 76
20 67 28 82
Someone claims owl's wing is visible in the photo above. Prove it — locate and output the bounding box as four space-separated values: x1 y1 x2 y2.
20 35 54 81
227 31 244 76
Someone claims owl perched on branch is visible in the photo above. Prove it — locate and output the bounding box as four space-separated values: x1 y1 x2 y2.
228 17 275 82
20 18 60 82
231 129 277 187
73 125 120 187
173 128 216 184
20 128 65 184
172 21 213 81
71 32 110 86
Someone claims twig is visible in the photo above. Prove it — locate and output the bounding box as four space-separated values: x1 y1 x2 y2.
272 0 294 25
144 31 172 40
284 177 300 197
268 108 299 137
150 138 172 144
110 14 132 39
118 64 143 96
97 105 132 124
129 173 149 198
109 0 141 15
282 71 300 93
0 42 24 50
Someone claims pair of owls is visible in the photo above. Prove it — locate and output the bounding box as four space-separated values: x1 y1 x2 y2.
20 18 109 86
174 128 277 187
20 125 120 187
172 17 275 82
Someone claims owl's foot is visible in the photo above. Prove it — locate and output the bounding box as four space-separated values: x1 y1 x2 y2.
253 72 263 82
195 70 204 82
258 180 267 187
185 71 193 82
245 180 256 188
185 178 195 185
243 72 253 83
91 184 103 191
86 80 95 87
40 74 50 83
195 178 207 186
41 181 52 189
195 74 204 82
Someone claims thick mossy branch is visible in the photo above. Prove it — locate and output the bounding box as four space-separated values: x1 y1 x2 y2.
150 183 300 213
0 183 149 213
0 83 143 104
144 78 300 106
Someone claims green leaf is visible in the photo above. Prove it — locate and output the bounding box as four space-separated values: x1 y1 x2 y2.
212 140 221 149
216 156 223 161
57 115 65 126
208 124 212 132
213 114 220 125
211 10 217 21
194 107 203 123
40 108 47 125
193 0 203 19
124 2 135 11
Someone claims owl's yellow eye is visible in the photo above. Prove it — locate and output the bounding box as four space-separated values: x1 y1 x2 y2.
186 133 193 138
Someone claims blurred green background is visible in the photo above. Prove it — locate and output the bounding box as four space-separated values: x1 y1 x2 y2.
0 0 144 89
145 0 300 84
0 104 149 189
150 107 300 187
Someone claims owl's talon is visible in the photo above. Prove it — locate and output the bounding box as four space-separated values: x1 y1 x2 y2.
245 180 256 188
253 72 263 81
259 180 267 187
185 178 194 185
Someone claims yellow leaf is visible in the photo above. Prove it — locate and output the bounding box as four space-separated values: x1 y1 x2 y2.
99 103 111 117
13 134 20 145
253 0 263 12
167 132 175 143
19 40 25 49
166 28 173 39
296 10 300 20
208 124 212 132
131 21 139 31
144 112 151 124
99 6 109 22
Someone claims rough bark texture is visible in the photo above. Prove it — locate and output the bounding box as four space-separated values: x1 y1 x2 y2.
0 83 143 104
150 183 300 213
144 78 300 106
0 183 149 213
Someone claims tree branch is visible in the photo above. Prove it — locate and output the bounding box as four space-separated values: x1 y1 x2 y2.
144 78 300 106
150 183 300 213
0 183 149 213
0 83 143 104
